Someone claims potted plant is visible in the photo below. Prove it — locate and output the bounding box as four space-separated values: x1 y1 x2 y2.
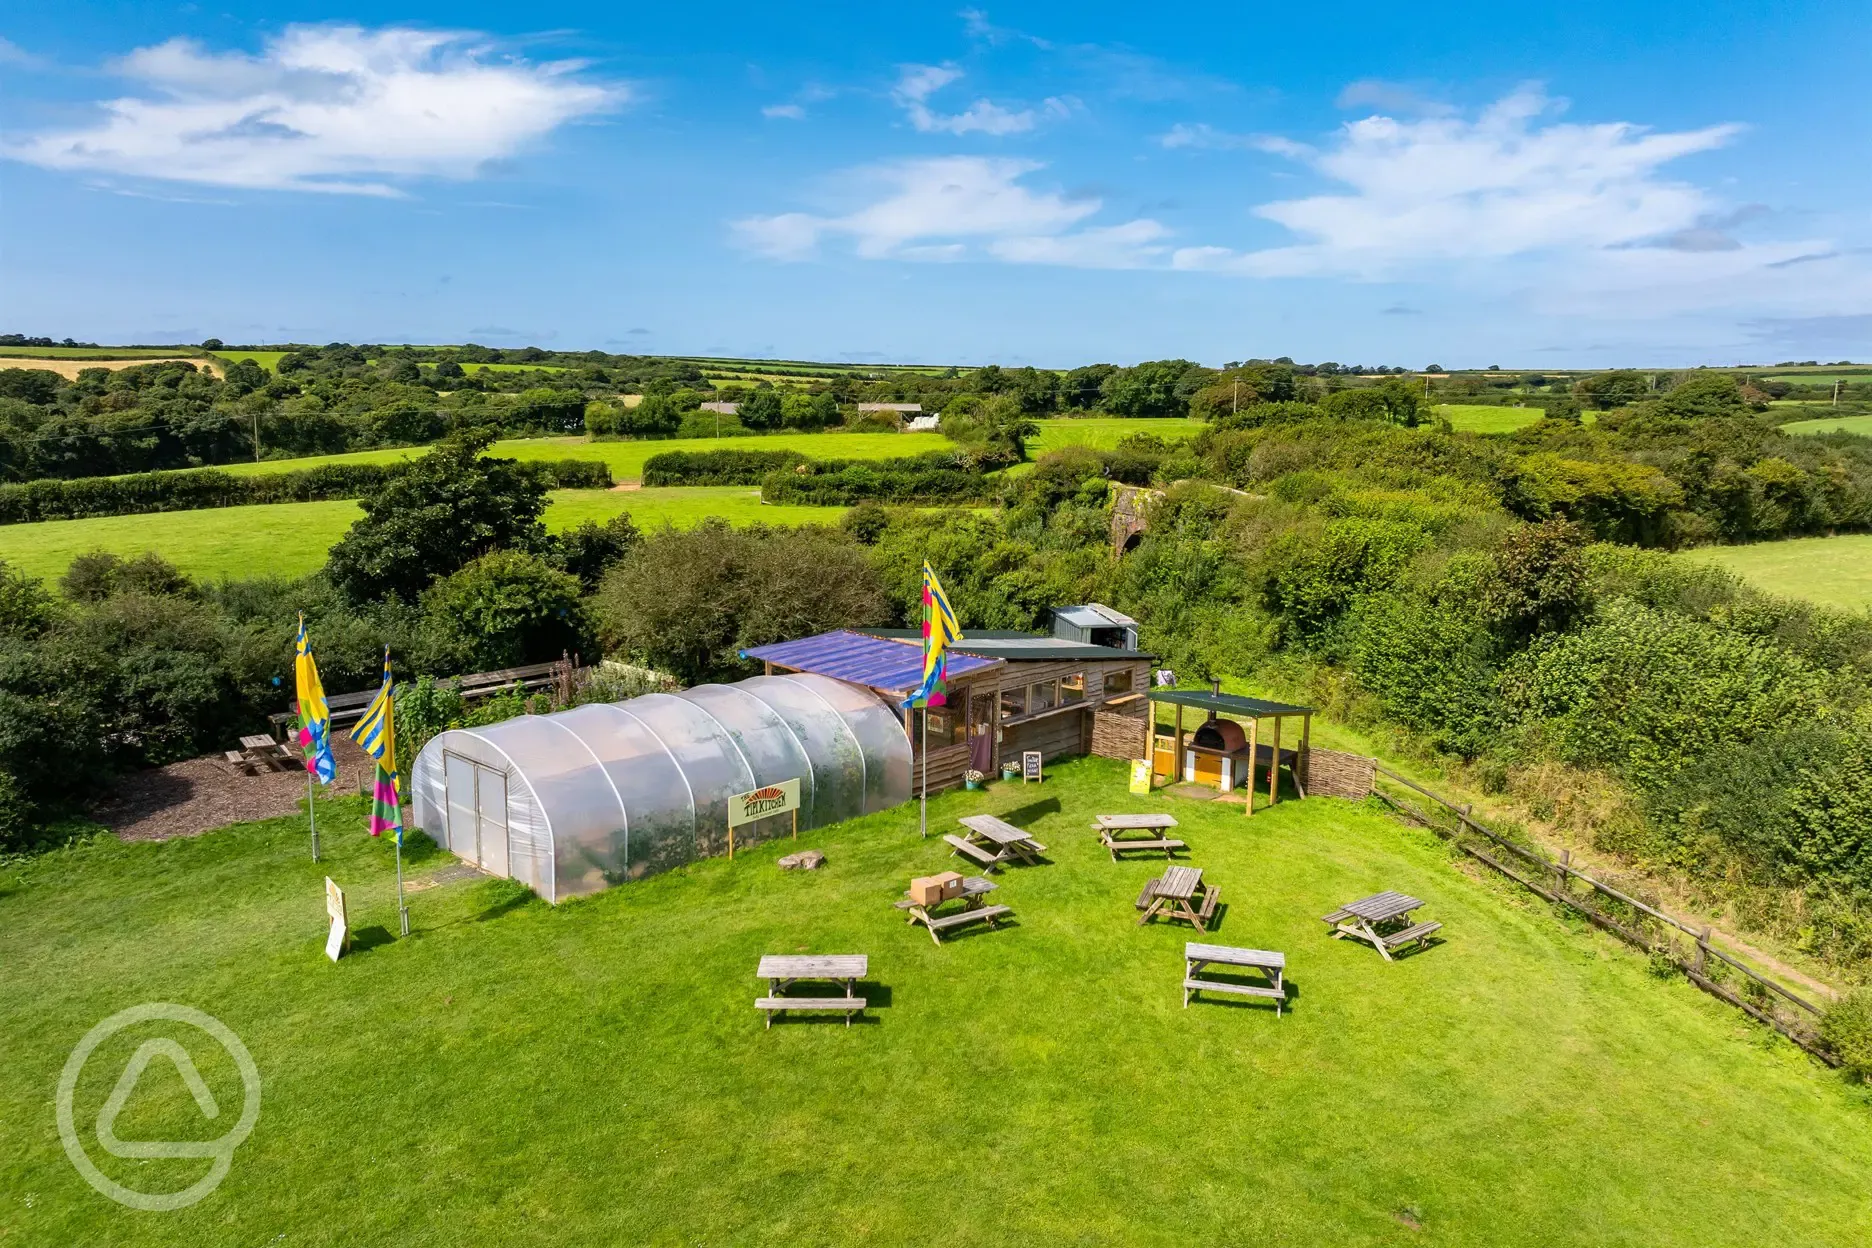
964 769 986 791
1000 761 1020 782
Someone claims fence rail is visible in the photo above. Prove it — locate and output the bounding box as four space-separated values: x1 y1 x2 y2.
1369 764 1837 1066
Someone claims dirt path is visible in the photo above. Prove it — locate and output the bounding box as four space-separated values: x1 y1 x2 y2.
94 736 374 841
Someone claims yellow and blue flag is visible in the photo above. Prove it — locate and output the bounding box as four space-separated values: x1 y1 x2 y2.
294 614 338 785
902 562 962 708
350 649 401 843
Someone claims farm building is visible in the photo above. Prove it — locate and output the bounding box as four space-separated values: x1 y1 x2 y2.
409 673 911 902
743 607 1156 792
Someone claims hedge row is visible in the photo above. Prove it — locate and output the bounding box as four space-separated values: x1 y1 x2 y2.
759 452 1001 506
0 458 612 525
640 448 809 486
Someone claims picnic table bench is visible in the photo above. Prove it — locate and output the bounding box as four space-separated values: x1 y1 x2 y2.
955 814 1047 867
1095 812 1186 860
893 877 1011 945
1323 891 1441 961
1183 943 1287 1013
228 734 296 775
1137 865 1221 934
942 834 1007 871
755 954 868 1027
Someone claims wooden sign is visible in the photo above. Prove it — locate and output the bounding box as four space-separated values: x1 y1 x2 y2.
323 877 348 962
728 778 800 827
1022 750 1043 783
726 777 802 860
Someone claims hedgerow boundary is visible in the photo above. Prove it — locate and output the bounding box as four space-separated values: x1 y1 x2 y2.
1363 763 1839 1065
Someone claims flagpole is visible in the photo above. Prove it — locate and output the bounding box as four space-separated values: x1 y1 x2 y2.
395 835 409 936
919 707 928 839
307 769 319 862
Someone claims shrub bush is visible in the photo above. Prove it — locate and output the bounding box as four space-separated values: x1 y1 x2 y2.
641 448 810 486
1820 989 1872 1082
760 452 999 506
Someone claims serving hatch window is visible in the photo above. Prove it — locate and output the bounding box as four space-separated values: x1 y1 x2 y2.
1060 673 1086 704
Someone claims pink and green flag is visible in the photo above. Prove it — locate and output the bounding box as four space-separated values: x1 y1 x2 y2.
349 649 402 844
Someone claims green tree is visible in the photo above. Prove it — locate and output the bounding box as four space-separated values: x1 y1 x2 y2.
421 550 595 671
325 431 550 604
1574 370 1649 410
740 387 784 431
1101 360 1200 419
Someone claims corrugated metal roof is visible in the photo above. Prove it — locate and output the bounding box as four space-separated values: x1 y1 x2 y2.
742 630 1000 693
1148 689 1313 717
1054 603 1138 628
857 628 1154 662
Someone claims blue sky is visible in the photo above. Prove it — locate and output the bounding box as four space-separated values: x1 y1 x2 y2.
2 2 1867 367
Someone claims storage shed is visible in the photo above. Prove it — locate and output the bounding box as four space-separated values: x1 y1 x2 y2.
409 673 912 902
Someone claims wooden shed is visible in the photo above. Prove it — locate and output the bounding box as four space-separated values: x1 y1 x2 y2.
742 627 1155 794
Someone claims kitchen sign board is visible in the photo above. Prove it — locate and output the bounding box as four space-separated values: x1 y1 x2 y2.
1022 750 1043 782
726 777 802 859
324 877 348 962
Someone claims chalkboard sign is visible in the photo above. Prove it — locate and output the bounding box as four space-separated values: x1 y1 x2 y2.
1022 750 1043 783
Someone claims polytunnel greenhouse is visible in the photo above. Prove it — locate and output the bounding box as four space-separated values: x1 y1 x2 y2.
409 673 912 902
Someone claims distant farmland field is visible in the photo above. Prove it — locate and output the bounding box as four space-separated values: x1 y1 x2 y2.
1781 414 1872 437
0 487 847 585
0 345 197 360
1437 404 1544 434
192 430 956 482
1679 533 1872 613
1027 417 1203 453
0 356 214 379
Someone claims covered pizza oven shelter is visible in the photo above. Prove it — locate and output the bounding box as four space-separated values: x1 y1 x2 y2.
1148 687 1313 813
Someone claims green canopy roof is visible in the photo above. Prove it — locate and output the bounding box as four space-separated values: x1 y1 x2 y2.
1148 688 1313 718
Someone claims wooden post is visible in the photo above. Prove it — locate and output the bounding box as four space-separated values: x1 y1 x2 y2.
1556 849 1570 901
1246 716 1257 817
1173 702 1184 783
1694 926 1711 975
1267 715 1281 806
791 807 798 841
729 826 735 861
1300 714 1311 791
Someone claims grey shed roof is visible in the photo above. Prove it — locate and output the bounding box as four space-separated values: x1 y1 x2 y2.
1054 603 1138 630
857 628 1155 663
1148 688 1313 718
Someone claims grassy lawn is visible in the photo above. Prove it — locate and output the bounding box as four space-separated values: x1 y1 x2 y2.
1679 533 1872 613
206 431 955 482
1436 404 1545 434
3 755 1869 1246
0 488 846 585
1782 414 1872 437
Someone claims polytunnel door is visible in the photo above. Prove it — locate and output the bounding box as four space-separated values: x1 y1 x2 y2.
444 753 478 865
476 768 510 878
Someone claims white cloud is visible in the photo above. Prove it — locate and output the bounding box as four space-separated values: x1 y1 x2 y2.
1157 122 1261 150
2 24 622 196
731 156 1167 267
891 62 1069 136
762 103 806 120
1181 87 1746 278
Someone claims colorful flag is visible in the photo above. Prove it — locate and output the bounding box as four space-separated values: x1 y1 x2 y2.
350 649 402 843
902 562 962 708
294 615 337 785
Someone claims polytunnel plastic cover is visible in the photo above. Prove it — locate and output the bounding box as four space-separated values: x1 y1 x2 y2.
410 672 912 901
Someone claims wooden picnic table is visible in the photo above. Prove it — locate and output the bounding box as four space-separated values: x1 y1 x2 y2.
1096 813 1179 832
1322 891 1441 961
893 877 1011 945
231 734 295 773
1095 812 1186 860
1137 865 1220 933
1183 942 1286 1013
956 814 1048 866
755 954 869 1027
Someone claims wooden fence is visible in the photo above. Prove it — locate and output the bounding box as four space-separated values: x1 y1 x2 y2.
1369 763 1837 1066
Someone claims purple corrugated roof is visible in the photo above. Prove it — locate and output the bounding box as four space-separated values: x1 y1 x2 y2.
742 629 1000 694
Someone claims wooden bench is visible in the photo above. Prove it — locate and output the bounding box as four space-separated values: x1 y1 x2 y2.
924 903 1012 945
223 750 258 776
1196 885 1220 926
1380 921 1442 955
1135 881 1158 911
1101 832 1187 861
1182 978 1286 1007
755 996 866 1028
1320 907 1353 925
943 834 1006 870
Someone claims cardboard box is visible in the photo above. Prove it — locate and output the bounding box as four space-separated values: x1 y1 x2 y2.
909 871 964 907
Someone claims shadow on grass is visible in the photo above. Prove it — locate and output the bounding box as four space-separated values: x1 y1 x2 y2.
1186 975 1298 1016
1000 797 1061 827
348 925 396 954
932 915 1021 944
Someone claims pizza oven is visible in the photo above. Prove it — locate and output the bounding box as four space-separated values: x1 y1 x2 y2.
1190 717 1247 753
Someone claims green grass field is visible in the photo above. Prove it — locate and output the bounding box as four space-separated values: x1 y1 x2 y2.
1782 414 1872 437
0 346 201 361
0 488 845 585
1679 533 1872 613
209 431 956 483
1436 404 1545 434
211 351 289 373
1027 416 1203 453
4 756 1869 1246
1762 374 1872 388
